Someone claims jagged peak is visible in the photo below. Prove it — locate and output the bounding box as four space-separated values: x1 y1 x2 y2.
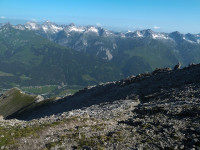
170 31 182 36
2 22 12 27
0 22 13 31
25 21 38 27
2 21 200 44
25 21 40 30
143 29 154 33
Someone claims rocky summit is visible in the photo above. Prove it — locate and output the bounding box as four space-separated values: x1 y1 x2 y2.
0 64 200 150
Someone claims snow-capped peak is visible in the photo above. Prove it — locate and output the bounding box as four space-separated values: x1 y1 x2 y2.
86 26 98 33
2 21 200 45
135 31 143 37
1 23 13 30
98 28 114 36
152 33 168 39
65 25 85 32
124 29 169 39
14 24 26 30
24 21 64 33
25 21 39 30
141 29 154 37
41 21 63 33
64 24 100 34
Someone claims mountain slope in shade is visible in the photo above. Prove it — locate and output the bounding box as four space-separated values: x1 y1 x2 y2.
7 63 200 120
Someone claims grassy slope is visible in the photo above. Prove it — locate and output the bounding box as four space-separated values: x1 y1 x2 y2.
124 39 178 69
0 88 36 118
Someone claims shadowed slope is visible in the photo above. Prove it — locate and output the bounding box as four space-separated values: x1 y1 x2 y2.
7 63 200 120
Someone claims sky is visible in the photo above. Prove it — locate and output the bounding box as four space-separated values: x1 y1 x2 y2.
0 0 200 33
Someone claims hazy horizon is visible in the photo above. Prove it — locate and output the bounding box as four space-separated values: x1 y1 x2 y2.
1 0 200 33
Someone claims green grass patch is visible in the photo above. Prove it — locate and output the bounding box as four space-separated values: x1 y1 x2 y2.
20 75 32 81
0 125 45 147
57 89 79 96
0 71 14 77
124 40 178 69
82 74 97 82
21 85 58 94
0 116 86 148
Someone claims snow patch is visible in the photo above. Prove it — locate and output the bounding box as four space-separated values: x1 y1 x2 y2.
152 33 168 39
14 25 25 30
104 30 113 36
25 22 39 30
87 26 98 33
183 37 195 43
121 34 126 38
68 26 85 32
42 24 63 33
42 26 48 32
136 31 143 37
50 24 63 32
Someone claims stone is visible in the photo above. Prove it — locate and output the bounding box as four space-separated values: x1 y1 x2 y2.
35 95 44 103
180 145 184 149
82 146 92 150
0 115 4 121
173 62 181 70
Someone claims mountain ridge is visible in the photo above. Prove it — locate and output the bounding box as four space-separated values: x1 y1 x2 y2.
6 21 200 66
6 63 200 120
1 22 200 89
10 21 200 42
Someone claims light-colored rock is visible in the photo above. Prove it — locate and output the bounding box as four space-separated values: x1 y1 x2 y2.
35 95 44 103
0 115 4 121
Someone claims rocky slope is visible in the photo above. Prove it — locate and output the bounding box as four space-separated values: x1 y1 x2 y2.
0 63 200 149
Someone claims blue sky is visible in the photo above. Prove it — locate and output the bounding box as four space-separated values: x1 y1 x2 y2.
0 0 200 33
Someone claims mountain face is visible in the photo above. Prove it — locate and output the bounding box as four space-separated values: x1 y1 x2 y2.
11 21 200 66
1 22 200 88
1 64 200 149
0 24 126 88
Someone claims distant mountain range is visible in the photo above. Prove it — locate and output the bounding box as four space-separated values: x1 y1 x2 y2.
12 21 200 63
0 23 123 88
0 21 200 88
